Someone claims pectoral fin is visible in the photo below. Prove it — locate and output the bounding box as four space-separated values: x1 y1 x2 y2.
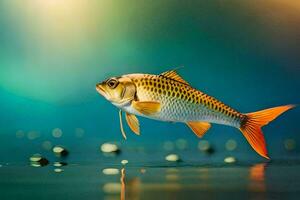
186 121 211 138
132 100 161 115
125 113 140 135
119 110 127 140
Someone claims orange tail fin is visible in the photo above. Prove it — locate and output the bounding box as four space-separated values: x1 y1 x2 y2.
239 105 295 159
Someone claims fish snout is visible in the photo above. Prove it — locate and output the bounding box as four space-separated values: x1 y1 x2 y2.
96 83 106 96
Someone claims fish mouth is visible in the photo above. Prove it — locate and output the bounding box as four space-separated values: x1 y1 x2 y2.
96 84 106 97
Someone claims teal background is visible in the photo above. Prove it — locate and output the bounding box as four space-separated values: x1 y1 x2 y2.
0 0 299 162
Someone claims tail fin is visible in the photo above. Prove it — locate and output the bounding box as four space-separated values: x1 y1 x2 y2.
239 105 295 159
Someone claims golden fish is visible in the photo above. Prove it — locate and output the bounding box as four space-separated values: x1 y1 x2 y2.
96 69 295 159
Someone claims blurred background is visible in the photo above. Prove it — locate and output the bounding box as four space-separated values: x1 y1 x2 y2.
0 0 299 163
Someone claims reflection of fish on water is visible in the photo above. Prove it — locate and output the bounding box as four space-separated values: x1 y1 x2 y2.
121 168 125 200
96 69 295 159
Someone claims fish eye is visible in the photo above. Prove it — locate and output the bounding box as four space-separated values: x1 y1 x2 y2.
107 78 119 89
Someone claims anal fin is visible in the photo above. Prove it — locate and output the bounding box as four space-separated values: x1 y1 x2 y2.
125 113 140 135
187 121 211 138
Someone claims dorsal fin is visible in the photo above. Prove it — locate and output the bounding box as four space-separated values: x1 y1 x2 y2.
160 69 189 85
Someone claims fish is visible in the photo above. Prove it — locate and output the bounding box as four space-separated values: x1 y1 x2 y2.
96 69 295 159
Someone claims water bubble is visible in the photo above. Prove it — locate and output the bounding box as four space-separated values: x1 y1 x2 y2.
224 156 236 164
163 141 175 151
29 154 49 167
102 168 120 175
52 128 63 138
165 154 181 162
53 146 69 157
27 131 40 140
75 128 85 138
198 140 214 154
121 160 128 165
284 139 296 151
42 141 52 151
175 139 188 150
225 139 237 151
16 130 25 139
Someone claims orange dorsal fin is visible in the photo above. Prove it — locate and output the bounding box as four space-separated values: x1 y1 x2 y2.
125 112 140 135
132 100 161 115
187 121 211 138
240 104 295 159
160 69 189 85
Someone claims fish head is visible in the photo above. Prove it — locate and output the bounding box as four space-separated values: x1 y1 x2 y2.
96 76 136 106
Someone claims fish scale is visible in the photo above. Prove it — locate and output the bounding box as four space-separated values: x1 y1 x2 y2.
126 74 242 128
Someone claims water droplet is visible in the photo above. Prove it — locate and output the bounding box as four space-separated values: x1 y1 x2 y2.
224 156 236 164
102 168 119 175
52 128 63 138
165 154 181 162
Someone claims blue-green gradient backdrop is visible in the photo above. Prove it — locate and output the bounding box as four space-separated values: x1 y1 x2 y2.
0 0 299 162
